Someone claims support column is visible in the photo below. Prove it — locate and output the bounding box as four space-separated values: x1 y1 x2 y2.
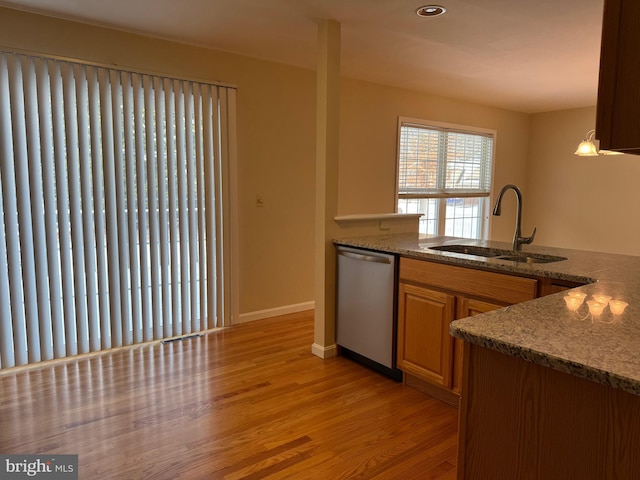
312 19 340 359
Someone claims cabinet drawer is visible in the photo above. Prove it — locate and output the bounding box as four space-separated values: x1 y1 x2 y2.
399 257 537 305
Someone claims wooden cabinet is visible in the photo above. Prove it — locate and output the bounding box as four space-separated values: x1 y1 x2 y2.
396 258 537 401
596 0 640 154
397 283 455 387
458 344 640 479
451 297 503 395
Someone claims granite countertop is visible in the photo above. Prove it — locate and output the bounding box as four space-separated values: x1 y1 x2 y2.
334 232 640 396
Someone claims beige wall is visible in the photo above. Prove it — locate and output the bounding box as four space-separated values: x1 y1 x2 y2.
338 78 532 242
527 107 640 256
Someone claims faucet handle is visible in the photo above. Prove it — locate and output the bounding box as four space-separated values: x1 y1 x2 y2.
522 227 536 245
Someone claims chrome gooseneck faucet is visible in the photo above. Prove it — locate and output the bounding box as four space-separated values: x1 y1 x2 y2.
492 184 536 251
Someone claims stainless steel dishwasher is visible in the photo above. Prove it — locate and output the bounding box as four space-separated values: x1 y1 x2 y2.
336 246 401 380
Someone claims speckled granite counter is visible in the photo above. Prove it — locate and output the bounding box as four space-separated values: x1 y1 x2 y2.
334 232 640 396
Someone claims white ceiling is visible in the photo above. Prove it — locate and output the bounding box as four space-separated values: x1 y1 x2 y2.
0 0 605 113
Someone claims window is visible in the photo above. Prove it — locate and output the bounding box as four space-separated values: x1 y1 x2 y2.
396 118 494 239
0 50 236 369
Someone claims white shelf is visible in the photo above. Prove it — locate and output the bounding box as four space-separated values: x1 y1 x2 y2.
334 213 422 223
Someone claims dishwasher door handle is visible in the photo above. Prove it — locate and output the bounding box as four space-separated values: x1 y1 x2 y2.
337 249 391 264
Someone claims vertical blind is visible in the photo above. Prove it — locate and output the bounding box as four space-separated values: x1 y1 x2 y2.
0 50 236 369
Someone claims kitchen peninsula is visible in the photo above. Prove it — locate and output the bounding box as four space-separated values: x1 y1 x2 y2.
334 232 640 479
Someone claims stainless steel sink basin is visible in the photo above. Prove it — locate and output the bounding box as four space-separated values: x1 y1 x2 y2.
428 245 504 258
497 253 567 264
428 244 567 264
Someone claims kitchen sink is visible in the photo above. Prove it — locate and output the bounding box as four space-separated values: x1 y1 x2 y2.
428 244 567 264
497 253 567 264
428 245 505 258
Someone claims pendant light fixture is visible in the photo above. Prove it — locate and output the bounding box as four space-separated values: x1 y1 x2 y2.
575 129 599 156
575 129 623 156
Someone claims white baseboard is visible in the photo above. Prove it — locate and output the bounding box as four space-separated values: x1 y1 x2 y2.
311 343 338 359
235 301 315 324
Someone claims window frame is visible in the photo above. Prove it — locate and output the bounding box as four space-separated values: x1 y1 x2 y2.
395 117 497 239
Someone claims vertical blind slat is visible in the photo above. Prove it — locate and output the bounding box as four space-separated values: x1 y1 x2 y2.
194 84 207 332
112 70 132 347
101 68 123 348
0 53 19 368
144 75 162 341
154 76 172 340
22 56 53 361
122 72 143 345
175 80 190 335
133 73 152 342
212 87 225 327
9 54 41 362
166 78 180 337
203 86 217 329
37 59 65 360
0 174 14 368
76 64 101 353
186 82 199 334
63 62 90 355
50 61 77 357
88 66 111 351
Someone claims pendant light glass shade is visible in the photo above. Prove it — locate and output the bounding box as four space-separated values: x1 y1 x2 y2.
575 130 599 156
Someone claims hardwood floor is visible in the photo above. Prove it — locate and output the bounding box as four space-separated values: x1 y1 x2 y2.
0 311 458 479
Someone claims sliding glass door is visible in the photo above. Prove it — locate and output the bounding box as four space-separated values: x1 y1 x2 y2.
0 50 236 369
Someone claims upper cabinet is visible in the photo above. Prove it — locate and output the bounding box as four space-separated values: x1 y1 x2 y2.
596 0 640 154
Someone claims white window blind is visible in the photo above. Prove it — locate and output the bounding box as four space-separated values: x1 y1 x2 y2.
398 123 493 197
397 119 494 239
0 50 236 369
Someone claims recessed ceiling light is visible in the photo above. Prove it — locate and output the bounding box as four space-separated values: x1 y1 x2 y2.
416 5 447 17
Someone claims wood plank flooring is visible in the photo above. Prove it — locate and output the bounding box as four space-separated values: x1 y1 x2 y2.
0 311 458 479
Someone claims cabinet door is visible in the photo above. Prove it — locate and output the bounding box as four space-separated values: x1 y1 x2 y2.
397 282 456 387
596 0 640 153
452 297 504 395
